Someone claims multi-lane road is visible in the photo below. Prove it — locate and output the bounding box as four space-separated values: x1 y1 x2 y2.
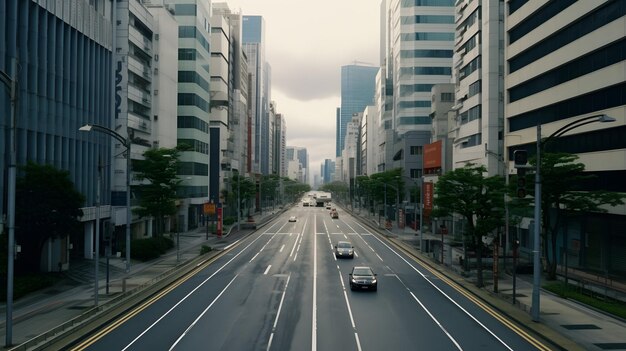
72 205 551 351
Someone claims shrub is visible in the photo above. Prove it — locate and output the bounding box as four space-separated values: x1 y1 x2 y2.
200 245 212 255
223 216 236 225
0 273 61 300
131 236 174 261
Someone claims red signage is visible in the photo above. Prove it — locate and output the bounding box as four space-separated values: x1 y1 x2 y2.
424 140 442 170
423 182 433 210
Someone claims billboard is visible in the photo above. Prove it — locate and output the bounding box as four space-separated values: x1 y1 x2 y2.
424 140 442 170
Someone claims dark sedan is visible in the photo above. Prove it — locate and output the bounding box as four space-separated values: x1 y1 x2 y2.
349 266 377 291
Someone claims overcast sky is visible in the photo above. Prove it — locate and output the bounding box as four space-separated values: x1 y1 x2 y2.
223 0 381 182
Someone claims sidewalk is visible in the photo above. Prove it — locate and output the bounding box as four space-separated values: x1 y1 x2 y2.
354 209 626 351
0 211 278 350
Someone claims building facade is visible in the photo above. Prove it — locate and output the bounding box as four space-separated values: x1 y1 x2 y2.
1 0 113 270
386 0 455 135
453 0 504 176
504 1 626 274
338 64 378 157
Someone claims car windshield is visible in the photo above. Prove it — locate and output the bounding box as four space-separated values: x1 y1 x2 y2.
353 268 373 276
338 242 351 248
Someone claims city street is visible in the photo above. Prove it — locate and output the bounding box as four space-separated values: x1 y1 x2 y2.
72 206 549 351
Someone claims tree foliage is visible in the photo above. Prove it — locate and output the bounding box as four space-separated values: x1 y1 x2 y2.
528 152 626 280
132 147 181 235
15 162 85 273
433 164 505 287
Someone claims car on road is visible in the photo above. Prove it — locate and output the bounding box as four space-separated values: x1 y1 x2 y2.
349 266 377 291
325 204 332 209
288 216 297 222
330 208 338 218
334 241 354 258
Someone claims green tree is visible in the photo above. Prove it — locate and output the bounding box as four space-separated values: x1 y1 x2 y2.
529 152 625 280
231 173 257 218
433 164 505 288
133 147 181 236
15 162 85 273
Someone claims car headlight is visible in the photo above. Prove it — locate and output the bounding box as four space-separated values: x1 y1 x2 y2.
351 278 357 283
371 279 377 284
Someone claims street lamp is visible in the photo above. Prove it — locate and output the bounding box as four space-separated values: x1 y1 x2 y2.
531 113 615 322
79 124 133 273
2 58 18 347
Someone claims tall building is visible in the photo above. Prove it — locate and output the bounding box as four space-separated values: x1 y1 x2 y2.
452 0 504 176
505 1 626 274
165 0 213 228
322 159 335 184
296 147 309 185
1 0 113 269
386 0 455 135
242 15 269 175
338 64 378 157
275 113 287 177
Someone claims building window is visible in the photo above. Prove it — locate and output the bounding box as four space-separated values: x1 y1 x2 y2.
410 169 423 178
441 93 454 102
410 146 423 155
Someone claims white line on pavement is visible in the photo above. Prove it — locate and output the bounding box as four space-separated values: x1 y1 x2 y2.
169 275 239 350
122 232 266 351
280 244 285 253
264 265 271 275
354 333 363 351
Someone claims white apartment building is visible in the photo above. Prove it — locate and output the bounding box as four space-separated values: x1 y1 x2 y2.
453 0 504 176
386 0 455 135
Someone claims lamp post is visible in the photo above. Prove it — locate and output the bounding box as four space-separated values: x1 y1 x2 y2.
2 58 18 347
531 114 615 322
79 124 132 273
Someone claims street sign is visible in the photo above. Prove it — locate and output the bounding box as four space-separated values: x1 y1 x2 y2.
204 202 216 216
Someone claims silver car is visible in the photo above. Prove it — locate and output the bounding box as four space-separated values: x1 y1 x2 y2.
334 241 354 259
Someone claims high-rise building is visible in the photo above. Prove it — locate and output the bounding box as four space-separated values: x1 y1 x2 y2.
504 1 626 273
275 113 287 177
165 0 213 228
386 0 455 135
322 159 335 184
452 0 504 176
338 64 378 157
1 0 113 269
242 15 269 175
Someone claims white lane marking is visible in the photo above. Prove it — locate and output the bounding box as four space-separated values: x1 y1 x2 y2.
122 232 266 351
354 222 515 351
249 252 260 263
293 252 298 261
280 244 285 253
338 270 345 289
312 215 317 351
330 233 343 235
267 274 292 351
354 252 359 258
223 239 240 250
409 292 462 350
343 291 356 329
273 274 291 329
376 253 384 262
289 232 299 257
264 265 271 275
343 234 347 239
354 333 363 351
289 233 293 237
169 275 238 350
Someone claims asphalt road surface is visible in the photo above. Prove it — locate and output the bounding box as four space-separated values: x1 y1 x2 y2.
71 206 550 351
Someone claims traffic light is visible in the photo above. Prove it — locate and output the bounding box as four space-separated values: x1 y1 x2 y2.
513 150 528 198
513 150 528 168
516 168 527 198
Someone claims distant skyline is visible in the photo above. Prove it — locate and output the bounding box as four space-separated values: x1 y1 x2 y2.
224 0 380 181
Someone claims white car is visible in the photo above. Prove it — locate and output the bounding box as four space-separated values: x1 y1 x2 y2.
288 216 297 222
